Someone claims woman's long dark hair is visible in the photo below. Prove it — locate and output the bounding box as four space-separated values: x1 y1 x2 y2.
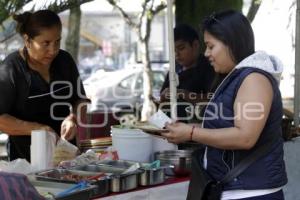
202 9 255 64
202 10 255 92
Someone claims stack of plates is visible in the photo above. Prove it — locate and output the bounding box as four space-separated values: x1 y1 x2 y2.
80 137 112 153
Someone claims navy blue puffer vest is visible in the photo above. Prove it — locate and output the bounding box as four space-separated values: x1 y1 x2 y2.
202 67 287 190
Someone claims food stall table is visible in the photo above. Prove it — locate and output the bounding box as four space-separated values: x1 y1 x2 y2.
94 177 190 200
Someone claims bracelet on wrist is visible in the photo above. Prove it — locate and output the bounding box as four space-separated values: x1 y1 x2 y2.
190 126 195 141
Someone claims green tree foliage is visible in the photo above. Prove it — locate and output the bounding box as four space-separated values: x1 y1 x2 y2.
0 0 32 25
65 5 81 62
175 0 243 27
175 0 243 50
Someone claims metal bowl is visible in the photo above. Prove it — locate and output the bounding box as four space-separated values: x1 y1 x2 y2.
97 159 171 186
71 164 142 193
34 168 110 198
139 167 165 186
154 150 192 176
110 172 141 192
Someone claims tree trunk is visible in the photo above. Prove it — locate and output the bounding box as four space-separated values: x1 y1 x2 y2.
65 5 81 62
105 0 166 121
140 38 155 121
247 0 263 23
294 0 300 127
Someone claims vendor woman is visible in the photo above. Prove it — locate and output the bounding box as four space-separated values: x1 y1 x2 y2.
0 10 87 161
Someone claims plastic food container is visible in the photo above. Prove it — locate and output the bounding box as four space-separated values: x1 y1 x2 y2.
97 160 171 186
34 168 110 197
71 164 142 193
29 177 96 200
111 126 153 162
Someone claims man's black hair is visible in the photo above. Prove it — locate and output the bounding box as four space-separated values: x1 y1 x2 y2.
174 24 199 45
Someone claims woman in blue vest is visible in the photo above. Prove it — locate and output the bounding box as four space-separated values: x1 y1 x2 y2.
162 10 287 199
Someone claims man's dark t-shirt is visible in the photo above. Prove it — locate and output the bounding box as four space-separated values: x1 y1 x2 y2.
160 54 215 121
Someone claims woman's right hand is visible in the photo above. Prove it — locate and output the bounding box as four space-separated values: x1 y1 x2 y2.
161 122 192 144
160 88 170 103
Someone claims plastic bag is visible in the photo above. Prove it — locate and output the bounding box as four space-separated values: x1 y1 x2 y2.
99 146 119 160
53 139 79 166
0 159 34 174
58 150 100 168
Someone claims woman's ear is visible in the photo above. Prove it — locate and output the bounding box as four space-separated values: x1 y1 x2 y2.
23 34 31 49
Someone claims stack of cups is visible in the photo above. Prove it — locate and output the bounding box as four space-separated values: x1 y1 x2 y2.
31 130 56 171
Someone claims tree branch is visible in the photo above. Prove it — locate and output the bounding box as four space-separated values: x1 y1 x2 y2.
0 0 33 24
107 0 139 31
247 0 262 23
0 0 93 43
152 2 166 15
47 0 93 13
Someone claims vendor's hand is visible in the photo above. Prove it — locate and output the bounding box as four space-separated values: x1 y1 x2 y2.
61 114 77 141
161 122 192 144
151 96 160 107
160 88 170 103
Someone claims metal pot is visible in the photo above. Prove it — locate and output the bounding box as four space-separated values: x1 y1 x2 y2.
139 166 168 186
154 150 192 176
96 159 170 186
71 164 142 193
110 171 142 192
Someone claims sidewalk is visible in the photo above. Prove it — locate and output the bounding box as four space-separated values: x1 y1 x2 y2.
283 136 300 199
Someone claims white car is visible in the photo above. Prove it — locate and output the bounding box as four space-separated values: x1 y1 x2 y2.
83 68 166 112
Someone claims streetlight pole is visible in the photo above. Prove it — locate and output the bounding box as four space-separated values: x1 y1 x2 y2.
294 0 300 130
167 0 177 120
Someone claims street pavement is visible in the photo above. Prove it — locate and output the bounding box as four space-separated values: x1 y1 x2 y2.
283 136 300 200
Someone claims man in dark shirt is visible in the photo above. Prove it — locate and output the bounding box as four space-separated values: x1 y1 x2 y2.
160 24 216 122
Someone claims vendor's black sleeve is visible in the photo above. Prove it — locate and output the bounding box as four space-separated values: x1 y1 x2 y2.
0 63 16 115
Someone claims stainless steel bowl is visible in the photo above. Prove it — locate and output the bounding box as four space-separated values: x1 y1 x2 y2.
97 159 171 186
34 168 110 198
154 150 193 176
110 171 142 192
139 167 165 186
71 164 142 193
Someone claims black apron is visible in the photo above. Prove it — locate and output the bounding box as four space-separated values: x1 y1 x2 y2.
8 70 72 161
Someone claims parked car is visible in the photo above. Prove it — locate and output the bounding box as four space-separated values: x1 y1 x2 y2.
83 68 167 112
